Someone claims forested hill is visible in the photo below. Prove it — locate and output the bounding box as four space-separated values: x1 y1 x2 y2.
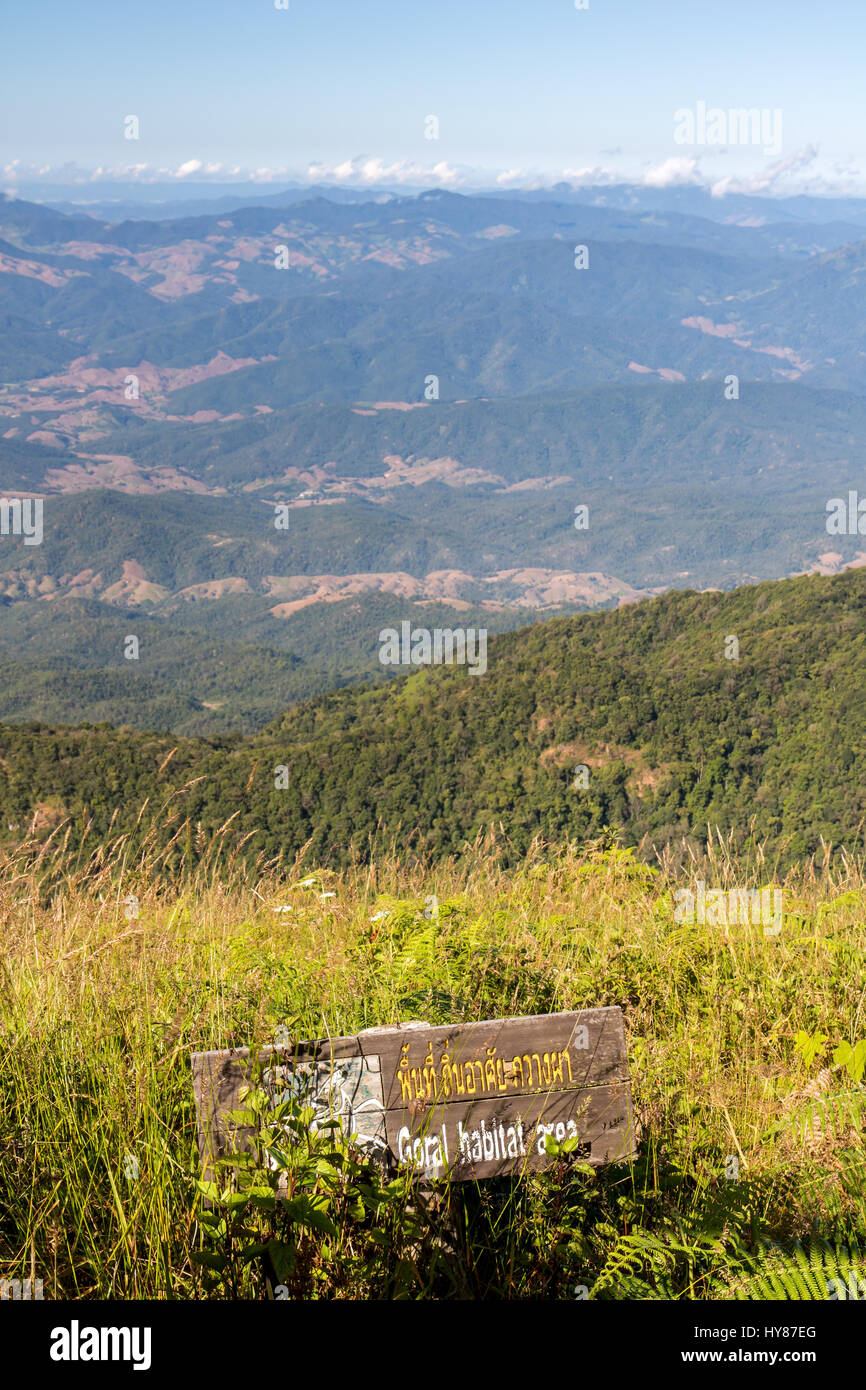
2 566 864 870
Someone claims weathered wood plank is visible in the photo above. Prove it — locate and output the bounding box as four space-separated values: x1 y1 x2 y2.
190 1007 635 1184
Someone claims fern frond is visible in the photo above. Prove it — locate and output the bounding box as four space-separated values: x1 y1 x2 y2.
713 1234 866 1301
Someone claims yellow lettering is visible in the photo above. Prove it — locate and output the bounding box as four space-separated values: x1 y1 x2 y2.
484 1047 497 1090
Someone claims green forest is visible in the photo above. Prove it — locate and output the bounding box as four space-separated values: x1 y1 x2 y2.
2 565 863 871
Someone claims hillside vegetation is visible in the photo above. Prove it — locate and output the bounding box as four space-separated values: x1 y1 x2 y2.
0 566 863 870
0 591 539 736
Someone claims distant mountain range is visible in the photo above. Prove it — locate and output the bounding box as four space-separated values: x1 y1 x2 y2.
20 177 866 231
0 182 864 732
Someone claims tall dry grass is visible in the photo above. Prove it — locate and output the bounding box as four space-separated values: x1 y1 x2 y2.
1 811 865 1298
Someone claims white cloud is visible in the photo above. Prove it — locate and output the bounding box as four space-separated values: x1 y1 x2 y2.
430 160 459 185
306 155 462 187
709 145 820 198
3 150 866 202
642 156 701 188
330 159 356 182
561 165 622 186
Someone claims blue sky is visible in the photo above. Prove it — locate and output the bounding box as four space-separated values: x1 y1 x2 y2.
2 0 864 194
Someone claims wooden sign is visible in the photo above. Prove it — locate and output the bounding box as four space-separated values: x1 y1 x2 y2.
191 1007 635 1184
